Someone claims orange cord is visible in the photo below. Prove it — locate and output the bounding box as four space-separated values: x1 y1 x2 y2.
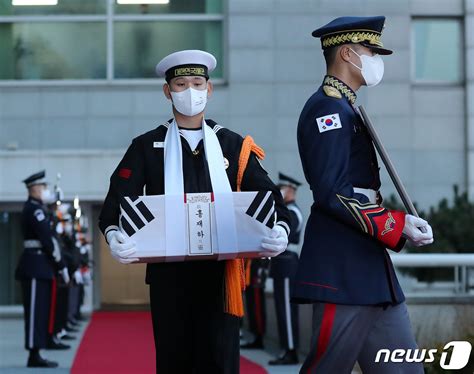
224 136 265 317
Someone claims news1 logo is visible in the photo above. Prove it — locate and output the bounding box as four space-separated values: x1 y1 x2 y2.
375 341 472 370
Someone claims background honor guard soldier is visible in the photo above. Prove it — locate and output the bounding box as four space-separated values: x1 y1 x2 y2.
293 17 435 373
15 171 71 368
98 50 291 374
240 257 269 350
268 173 303 365
51 205 76 342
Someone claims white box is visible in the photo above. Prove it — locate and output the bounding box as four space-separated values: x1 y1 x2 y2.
119 191 275 263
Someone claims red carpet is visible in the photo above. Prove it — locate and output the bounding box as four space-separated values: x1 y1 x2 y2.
72 311 266 374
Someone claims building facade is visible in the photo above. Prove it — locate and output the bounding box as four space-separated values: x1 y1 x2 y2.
0 0 473 308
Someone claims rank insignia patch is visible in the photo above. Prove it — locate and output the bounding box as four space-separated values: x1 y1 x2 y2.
316 113 342 133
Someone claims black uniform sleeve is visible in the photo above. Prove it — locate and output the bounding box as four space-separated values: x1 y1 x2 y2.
288 209 300 234
98 138 146 239
298 100 405 250
240 153 291 235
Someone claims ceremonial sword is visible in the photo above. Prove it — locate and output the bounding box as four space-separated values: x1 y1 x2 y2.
357 105 427 233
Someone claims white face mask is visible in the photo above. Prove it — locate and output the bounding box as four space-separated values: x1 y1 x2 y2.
349 48 384 87
41 188 55 204
170 87 208 117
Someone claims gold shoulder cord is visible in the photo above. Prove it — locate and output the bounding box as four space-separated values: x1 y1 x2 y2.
323 76 356 105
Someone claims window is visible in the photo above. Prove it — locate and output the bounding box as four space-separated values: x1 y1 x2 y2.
114 21 223 79
0 22 107 79
412 18 463 83
0 0 224 82
0 211 23 306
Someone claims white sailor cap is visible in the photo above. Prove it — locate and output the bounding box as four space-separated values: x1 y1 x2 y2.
155 49 217 82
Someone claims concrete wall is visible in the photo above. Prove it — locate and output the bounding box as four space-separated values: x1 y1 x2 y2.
262 293 474 354
0 0 469 216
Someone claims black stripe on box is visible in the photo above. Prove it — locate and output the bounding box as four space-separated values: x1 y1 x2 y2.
136 201 155 223
120 216 136 237
265 209 275 228
120 198 145 229
256 195 274 223
245 191 268 217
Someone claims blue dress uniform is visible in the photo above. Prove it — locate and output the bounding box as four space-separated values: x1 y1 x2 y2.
268 173 303 364
15 171 65 367
293 74 406 306
293 17 423 374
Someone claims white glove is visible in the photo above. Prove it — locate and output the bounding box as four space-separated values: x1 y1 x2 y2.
260 225 288 257
82 270 92 285
59 267 70 284
402 215 434 247
73 270 83 284
106 230 139 264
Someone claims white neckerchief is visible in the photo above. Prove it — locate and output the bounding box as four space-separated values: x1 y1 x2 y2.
164 119 238 260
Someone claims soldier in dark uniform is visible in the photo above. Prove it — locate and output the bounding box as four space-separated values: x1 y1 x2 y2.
15 171 70 368
268 173 303 365
293 17 434 373
240 257 269 350
99 50 291 374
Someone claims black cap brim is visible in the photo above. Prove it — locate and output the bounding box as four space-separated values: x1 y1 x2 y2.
360 42 393 55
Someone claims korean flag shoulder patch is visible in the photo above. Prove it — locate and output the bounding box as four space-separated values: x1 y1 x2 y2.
316 113 342 133
34 209 45 222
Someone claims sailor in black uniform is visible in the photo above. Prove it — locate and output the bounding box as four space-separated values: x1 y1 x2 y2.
99 50 291 374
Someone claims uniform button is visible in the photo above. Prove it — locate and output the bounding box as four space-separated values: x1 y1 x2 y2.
193 149 200 156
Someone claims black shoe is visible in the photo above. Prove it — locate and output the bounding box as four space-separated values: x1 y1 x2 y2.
240 336 264 349
27 355 58 368
268 350 299 365
60 334 76 341
46 336 70 350
65 326 79 333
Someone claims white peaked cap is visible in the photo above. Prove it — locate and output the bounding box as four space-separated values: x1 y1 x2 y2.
155 49 217 78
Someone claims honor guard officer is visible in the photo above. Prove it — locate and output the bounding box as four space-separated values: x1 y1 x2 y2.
99 50 291 374
15 171 70 368
293 17 434 373
268 173 303 365
240 257 269 350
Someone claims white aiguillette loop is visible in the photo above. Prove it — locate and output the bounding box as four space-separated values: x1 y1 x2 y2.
163 119 238 261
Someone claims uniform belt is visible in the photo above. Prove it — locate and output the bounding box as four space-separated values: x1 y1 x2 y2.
24 240 42 249
353 187 377 204
24 249 43 255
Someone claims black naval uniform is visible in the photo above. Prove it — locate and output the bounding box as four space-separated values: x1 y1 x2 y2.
99 119 290 374
269 200 302 357
16 197 64 352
